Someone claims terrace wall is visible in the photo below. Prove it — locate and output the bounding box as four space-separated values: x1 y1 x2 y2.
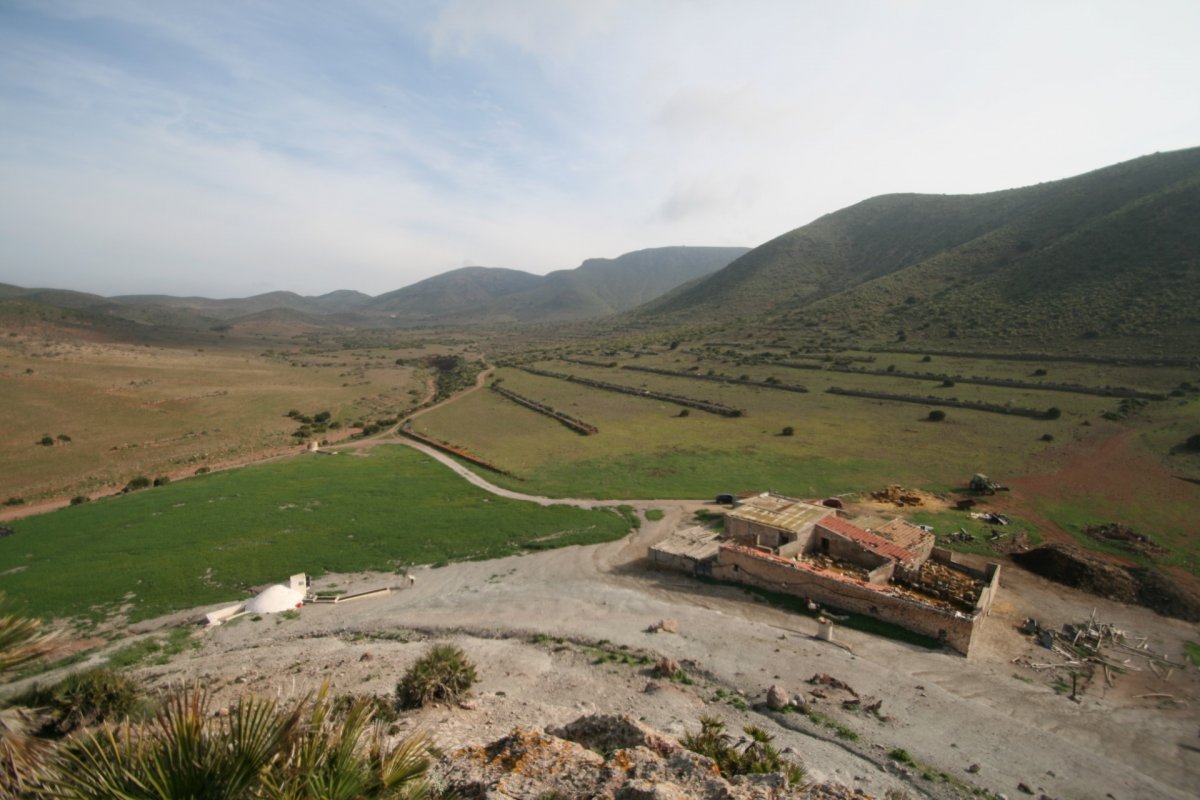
712 543 983 655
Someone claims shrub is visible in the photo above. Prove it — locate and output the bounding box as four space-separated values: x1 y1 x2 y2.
30 668 143 736
194 466 210 475
677 409 690 417
941 380 955 388
152 476 170 487
1044 406 1062 420
781 426 795 436
2 497 23 507
38 436 54 447
1032 368 1048 377
69 495 89 506
1184 433 1200 452
1041 433 1055 442
56 434 71 443
927 410 946 422
123 476 151 492
683 716 805 787
397 644 478 709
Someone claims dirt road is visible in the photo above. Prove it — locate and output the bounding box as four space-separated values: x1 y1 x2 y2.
124 479 1199 800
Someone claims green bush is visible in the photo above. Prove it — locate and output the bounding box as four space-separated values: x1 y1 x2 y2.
927 410 946 422
1184 434 1200 452
396 644 478 709
69 495 89 506
781 426 795 436
683 716 805 787
123 476 151 492
27 668 143 736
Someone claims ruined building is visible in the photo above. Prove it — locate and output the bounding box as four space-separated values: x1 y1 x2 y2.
650 493 1000 655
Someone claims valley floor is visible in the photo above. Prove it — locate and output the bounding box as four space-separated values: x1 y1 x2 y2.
107 497 1199 800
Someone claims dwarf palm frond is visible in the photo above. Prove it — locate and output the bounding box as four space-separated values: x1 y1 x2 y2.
0 594 59 794
39 684 434 800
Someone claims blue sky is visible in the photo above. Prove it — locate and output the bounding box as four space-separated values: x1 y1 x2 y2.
1 0 1197 297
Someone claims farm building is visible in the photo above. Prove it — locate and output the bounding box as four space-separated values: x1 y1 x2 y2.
647 525 721 575
653 492 1000 655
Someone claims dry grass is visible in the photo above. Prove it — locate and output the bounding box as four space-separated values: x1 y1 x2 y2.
0 333 426 502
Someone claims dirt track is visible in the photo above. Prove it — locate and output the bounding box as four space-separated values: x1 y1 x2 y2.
10 368 1199 798
110 461 1200 800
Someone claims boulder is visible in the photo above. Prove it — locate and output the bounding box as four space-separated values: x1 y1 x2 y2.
766 684 790 710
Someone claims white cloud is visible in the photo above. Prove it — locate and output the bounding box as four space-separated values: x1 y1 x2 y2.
0 0 1197 297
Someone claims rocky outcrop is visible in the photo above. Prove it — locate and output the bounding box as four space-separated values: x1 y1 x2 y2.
436 713 809 799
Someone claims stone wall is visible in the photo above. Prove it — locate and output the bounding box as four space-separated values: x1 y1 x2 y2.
712 543 983 655
812 524 893 572
930 548 1002 616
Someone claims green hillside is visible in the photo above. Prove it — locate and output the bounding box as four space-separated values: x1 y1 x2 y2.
632 147 1200 356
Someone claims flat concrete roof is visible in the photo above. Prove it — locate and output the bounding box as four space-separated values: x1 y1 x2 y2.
650 526 722 561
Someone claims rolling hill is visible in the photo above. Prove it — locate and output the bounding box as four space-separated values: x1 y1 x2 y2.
631 147 1200 355
3 246 746 331
365 247 748 324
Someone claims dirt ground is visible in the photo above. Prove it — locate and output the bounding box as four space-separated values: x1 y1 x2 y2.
74 488 1193 800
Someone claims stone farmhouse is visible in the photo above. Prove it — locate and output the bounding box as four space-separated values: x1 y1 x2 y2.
650 492 1000 655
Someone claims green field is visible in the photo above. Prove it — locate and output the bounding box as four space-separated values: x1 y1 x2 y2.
413 354 1148 499
0 446 632 624
412 349 1200 572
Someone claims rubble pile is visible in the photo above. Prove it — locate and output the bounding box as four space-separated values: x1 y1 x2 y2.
1013 544 1200 621
1083 523 1167 556
898 561 983 613
869 485 924 506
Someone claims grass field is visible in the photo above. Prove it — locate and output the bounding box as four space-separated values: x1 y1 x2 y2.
413 348 1199 572
0 445 632 624
412 356 1101 498
0 333 430 502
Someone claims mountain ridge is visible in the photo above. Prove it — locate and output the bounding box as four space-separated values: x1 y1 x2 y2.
626 147 1200 353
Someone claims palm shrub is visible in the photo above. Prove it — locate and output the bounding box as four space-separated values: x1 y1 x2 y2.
38 685 434 799
0 595 59 795
396 644 477 709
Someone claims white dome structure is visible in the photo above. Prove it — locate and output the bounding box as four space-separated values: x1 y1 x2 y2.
245 583 304 614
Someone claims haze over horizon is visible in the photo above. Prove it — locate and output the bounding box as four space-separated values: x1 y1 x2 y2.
1 0 1197 299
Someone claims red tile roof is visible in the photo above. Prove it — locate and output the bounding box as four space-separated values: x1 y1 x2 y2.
816 514 918 564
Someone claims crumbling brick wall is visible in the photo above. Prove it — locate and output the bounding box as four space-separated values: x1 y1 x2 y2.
713 543 982 655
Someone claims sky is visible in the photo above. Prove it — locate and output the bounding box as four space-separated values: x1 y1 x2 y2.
0 1 1197 298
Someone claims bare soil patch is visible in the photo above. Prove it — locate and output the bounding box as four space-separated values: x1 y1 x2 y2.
94 507 1200 800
